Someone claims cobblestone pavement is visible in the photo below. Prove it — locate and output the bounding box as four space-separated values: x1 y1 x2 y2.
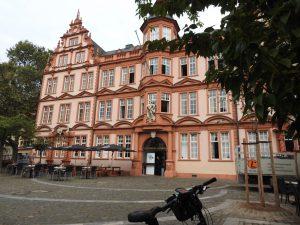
0 173 299 225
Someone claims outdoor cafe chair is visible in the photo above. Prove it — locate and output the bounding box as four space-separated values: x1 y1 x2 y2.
65 166 73 179
278 177 294 204
292 185 300 216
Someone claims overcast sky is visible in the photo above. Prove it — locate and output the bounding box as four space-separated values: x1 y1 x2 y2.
0 0 223 62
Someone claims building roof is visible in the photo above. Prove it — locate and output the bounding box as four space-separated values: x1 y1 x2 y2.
140 15 180 32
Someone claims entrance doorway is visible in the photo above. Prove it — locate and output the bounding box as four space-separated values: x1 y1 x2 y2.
143 137 166 176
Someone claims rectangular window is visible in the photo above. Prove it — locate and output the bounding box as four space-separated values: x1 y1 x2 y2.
81 72 93 90
189 92 197 115
180 57 197 77
161 93 170 113
180 134 188 159
125 135 131 158
75 136 86 158
78 102 90 122
219 90 228 112
119 99 125 119
95 135 109 158
87 72 93 89
150 27 159 41
149 58 158 75
180 93 188 115
141 96 145 115
58 55 68 67
102 71 108 87
69 37 78 46
208 90 217 113
99 101 105 120
129 66 135 83
189 56 196 75
210 132 231 160
162 58 171 75
127 98 133 119
42 105 53 124
247 131 270 158
210 132 219 159
46 78 57 95
117 135 124 158
106 100 112 120
63 75 74 92
208 89 228 113
180 133 199 160
108 70 114 87
162 27 171 41
96 136 102 158
148 93 157 112
144 32 148 43
75 51 85 64
121 68 127 85
59 104 70 123
190 133 198 159
180 58 187 77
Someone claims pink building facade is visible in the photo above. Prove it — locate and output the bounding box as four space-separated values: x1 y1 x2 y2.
35 12 297 179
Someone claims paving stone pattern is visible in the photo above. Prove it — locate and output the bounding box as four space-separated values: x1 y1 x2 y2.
0 174 299 225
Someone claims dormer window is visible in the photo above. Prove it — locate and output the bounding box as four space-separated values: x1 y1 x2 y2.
58 55 68 67
163 27 171 41
75 51 85 64
150 27 159 41
69 37 79 46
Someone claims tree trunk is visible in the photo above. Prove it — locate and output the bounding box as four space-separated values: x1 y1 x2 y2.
8 138 18 163
0 143 4 172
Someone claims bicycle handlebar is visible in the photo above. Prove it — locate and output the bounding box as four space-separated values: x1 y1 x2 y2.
202 177 217 187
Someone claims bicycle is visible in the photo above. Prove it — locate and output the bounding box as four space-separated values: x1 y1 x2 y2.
128 177 217 225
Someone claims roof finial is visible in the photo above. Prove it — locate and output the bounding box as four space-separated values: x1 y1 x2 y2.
77 9 80 20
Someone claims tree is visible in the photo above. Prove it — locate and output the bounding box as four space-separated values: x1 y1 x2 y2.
135 0 300 137
0 41 52 168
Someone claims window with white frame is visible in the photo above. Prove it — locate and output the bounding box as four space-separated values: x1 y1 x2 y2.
210 132 231 160
162 58 171 75
144 32 148 43
46 78 57 95
162 27 171 41
180 92 197 115
75 136 86 158
150 27 159 41
121 68 127 85
102 71 108 87
117 135 132 158
98 100 112 121
108 70 114 87
75 51 85 63
119 99 126 119
141 96 145 115
148 93 157 112
58 55 68 67
63 75 74 92
129 66 135 83
95 135 109 158
127 99 133 119
81 72 93 90
78 102 90 122
180 133 199 160
161 93 170 113
180 56 197 77
247 131 270 158
119 98 133 119
208 89 228 114
58 104 71 123
149 58 158 75
69 37 78 46
42 105 53 124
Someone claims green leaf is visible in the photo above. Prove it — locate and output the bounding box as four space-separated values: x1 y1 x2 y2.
278 58 291 68
280 11 290 24
292 28 300 38
204 26 214 32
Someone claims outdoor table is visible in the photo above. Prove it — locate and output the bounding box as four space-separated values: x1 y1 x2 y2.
52 166 66 181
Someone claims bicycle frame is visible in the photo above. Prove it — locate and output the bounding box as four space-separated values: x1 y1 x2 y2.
128 177 217 225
